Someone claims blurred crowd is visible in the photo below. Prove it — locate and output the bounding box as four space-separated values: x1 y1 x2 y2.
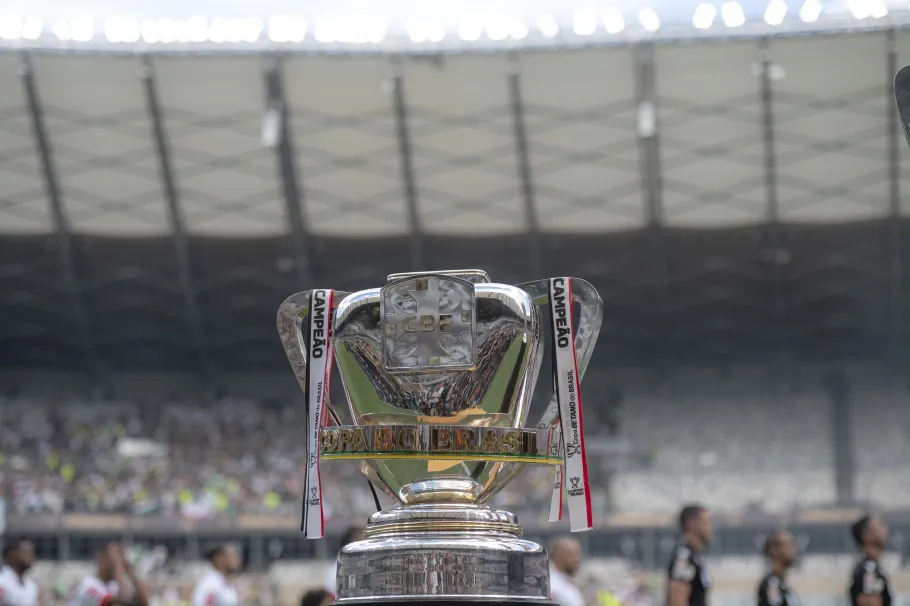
0 396 613 521
32 544 280 606
40 572 280 606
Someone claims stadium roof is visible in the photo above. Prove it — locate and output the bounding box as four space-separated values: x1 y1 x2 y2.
0 27 909 385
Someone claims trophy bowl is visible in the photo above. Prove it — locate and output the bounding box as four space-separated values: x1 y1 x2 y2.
332 271 542 507
277 269 603 604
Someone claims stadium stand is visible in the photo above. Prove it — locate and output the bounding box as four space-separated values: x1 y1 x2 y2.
1 365 907 520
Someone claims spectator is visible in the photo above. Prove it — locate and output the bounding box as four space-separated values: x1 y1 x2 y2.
550 538 584 606
300 590 332 606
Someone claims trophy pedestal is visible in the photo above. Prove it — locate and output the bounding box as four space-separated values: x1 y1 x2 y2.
277 270 603 605
337 600 557 605
335 505 551 604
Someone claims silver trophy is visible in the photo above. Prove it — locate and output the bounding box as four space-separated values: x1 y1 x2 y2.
277 269 602 604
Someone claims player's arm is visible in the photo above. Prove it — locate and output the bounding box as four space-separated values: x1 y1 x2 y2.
853 563 884 606
106 547 148 606
667 551 694 606
858 595 884 606
119 551 149 606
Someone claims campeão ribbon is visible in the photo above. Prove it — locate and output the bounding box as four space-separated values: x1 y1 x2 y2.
547 277 593 532
302 289 336 538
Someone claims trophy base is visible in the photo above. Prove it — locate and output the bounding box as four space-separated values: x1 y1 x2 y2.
335 504 550 603
337 600 557 605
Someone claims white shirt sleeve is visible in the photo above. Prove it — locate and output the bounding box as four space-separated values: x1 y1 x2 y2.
191 576 218 606
0 568 34 606
71 578 114 606
24 579 39 606
550 570 585 606
0 573 12 606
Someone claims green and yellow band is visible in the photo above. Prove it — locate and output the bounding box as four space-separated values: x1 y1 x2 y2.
319 425 560 465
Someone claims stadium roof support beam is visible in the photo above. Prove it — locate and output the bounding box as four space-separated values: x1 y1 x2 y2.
886 29 904 374
507 55 542 279
140 56 213 385
19 52 101 382
390 58 424 272
759 37 786 375
262 56 314 289
634 44 671 375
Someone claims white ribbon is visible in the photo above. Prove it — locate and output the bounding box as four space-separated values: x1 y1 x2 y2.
547 427 563 522
303 288 335 539
548 278 593 532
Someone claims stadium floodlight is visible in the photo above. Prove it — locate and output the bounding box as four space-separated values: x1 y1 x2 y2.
313 16 336 42
764 0 788 25
186 15 208 43
138 18 188 44
426 20 446 42
0 17 22 40
353 15 386 44
411 21 437 42
639 7 661 32
537 15 559 37
486 16 511 41
52 19 71 40
208 17 229 42
21 16 42 40
573 9 598 35
799 0 822 22
241 18 264 43
139 18 160 43
105 18 138 43
869 0 887 18
268 15 307 43
457 18 483 41
406 21 428 43
509 18 529 40
157 18 180 43
70 17 94 42
693 3 718 29
313 15 382 44
721 2 746 26
602 7 625 34
848 0 870 19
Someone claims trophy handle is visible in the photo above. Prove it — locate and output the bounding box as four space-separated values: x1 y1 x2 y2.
515 278 604 429
277 291 348 426
278 292 396 503
474 278 602 505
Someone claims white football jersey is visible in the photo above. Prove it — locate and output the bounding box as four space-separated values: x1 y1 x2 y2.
70 577 118 606
0 566 38 606
549 567 585 606
191 571 238 606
